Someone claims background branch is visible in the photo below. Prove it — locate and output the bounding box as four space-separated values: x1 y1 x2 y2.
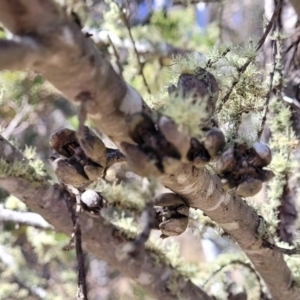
0 208 54 230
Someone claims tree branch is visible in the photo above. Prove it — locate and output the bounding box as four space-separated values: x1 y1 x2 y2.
0 208 54 230
0 1 299 299
0 135 211 300
0 38 39 70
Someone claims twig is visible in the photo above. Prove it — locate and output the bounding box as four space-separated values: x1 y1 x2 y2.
2 95 32 139
205 47 230 69
64 185 88 300
217 1 225 43
124 201 155 256
258 70 274 139
202 259 265 299
0 208 53 230
262 239 300 255
217 0 283 111
117 0 151 94
107 34 124 78
255 1 283 52
259 1 284 138
77 100 88 139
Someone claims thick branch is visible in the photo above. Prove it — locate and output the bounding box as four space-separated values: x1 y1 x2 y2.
0 39 39 70
0 136 211 300
0 208 54 230
0 1 299 299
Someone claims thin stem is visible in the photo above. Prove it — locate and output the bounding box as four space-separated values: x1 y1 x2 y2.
217 0 283 112
202 259 265 299
117 0 151 94
64 186 88 300
108 34 124 78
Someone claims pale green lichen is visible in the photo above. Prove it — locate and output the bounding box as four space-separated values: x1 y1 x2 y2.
189 208 223 236
144 90 169 111
5 195 27 211
89 179 158 213
260 96 300 235
171 52 207 80
161 93 209 138
162 42 266 142
0 158 41 183
0 139 46 183
102 205 200 280
284 243 300 288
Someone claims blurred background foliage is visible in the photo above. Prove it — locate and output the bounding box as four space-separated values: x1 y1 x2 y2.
1 0 296 299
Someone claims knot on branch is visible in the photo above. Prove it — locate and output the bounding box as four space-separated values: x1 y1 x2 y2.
187 127 226 168
121 113 190 176
154 193 189 238
216 142 274 197
49 127 122 187
122 69 225 175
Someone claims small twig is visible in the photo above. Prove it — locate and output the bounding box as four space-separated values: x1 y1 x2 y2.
259 1 284 139
107 34 124 78
255 1 283 52
64 185 82 250
117 0 151 94
77 100 87 139
64 186 88 300
2 95 32 139
125 201 155 256
202 259 265 299
262 240 300 256
205 47 230 69
217 0 283 112
122 180 157 256
0 208 53 230
217 1 225 43
258 70 274 139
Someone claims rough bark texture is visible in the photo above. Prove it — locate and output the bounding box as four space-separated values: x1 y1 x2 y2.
0 136 211 300
0 1 299 299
